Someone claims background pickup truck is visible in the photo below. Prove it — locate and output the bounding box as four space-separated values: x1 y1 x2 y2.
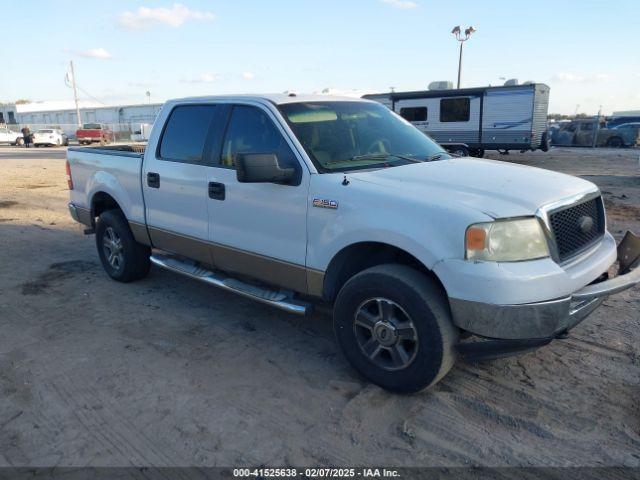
67 95 640 392
552 119 640 148
76 123 114 145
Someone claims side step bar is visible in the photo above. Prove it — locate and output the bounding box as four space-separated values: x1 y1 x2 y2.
150 253 311 315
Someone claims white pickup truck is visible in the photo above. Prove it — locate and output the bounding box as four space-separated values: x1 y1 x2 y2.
67 95 640 392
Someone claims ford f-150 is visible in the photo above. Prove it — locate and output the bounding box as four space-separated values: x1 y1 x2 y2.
67 94 640 392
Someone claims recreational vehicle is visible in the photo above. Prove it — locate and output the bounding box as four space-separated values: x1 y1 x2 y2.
363 83 550 157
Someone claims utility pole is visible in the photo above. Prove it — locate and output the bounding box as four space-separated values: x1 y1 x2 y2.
69 60 82 127
451 26 476 89
592 105 602 148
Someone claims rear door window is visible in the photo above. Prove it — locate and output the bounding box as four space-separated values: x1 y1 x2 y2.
159 105 217 164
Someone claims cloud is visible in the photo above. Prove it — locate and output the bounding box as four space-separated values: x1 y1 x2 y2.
180 72 216 83
242 72 255 80
77 48 112 59
117 3 215 30
380 0 418 9
551 72 611 83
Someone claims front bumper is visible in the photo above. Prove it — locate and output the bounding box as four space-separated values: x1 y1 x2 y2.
451 231 640 344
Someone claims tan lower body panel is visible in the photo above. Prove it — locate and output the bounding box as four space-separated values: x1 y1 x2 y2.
146 226 214 266
129 221 152 246
143 225 323 296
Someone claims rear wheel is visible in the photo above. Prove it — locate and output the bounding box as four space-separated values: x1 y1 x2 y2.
606 136 624 148
96 210 150 282
333 264 458 392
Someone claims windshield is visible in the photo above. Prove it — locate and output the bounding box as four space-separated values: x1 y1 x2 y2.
82 123 101 129
278 101 449 172
37 129 53 133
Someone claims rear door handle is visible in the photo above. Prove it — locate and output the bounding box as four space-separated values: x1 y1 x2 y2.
147 172 160 188
208 181 225 200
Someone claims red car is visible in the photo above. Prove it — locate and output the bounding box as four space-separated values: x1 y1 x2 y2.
76 123 114 145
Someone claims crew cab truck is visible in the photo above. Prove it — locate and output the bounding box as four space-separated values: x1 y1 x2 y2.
67 95 640 392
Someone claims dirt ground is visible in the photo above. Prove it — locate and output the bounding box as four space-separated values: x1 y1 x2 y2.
0 146 638 468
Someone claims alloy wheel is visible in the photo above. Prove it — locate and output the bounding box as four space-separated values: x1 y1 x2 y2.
353 298 419 371
102 227 124 270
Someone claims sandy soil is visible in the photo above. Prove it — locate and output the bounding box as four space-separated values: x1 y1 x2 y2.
0 146 638 467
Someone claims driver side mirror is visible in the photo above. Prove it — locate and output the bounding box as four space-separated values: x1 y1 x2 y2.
236 153 298 185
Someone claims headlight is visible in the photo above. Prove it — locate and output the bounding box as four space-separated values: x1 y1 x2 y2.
465 218 549 262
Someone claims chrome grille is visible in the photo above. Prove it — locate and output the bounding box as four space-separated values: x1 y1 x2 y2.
549 197 605 262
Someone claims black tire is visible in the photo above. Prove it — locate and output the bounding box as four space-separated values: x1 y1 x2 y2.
540 132 550 152
450 145 469 157
606 136 624 148
95 210 150 282
334 264 458 393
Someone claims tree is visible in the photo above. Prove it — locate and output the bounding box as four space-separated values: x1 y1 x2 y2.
14 99 31 105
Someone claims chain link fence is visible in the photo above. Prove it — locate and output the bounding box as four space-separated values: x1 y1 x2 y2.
4 122 153 142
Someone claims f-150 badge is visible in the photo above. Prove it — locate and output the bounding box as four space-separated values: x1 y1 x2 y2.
313 198 338 209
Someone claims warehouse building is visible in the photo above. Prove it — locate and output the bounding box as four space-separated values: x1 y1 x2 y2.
3 100 163 139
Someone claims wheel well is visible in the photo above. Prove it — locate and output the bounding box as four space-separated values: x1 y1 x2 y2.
322 242 446 302
91 192 121 221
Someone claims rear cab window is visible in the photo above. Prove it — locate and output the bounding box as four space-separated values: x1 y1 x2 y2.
159 105 217 164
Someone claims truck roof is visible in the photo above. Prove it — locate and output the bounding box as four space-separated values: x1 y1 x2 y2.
168 93 369 106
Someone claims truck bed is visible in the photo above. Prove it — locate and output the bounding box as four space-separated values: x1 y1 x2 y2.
67 144 148 226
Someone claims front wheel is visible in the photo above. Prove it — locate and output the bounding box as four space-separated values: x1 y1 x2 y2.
96 210 151 282
334 264 458 393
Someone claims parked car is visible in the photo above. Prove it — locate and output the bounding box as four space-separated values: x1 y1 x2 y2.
33 128 68 147
67 95 640 392
0 126 24 146
76 123 114 145
551 119 639 148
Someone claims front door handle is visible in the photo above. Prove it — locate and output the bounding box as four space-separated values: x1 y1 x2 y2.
208 181 225 200
147 172 160 188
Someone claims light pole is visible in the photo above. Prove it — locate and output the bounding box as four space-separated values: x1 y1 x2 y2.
146 91 151 104
451 25 476 89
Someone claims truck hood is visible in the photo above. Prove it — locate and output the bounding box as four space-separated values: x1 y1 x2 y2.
348 157 598 218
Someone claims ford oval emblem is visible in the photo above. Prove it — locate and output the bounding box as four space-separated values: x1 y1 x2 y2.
578 216 594 234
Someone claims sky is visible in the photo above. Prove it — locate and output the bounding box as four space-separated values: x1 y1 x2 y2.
1 0 639 115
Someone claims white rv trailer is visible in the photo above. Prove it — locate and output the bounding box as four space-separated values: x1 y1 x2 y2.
363 83 550 156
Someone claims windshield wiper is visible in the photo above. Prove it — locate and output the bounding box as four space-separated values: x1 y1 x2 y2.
348 153 422 164
425 153 447 162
